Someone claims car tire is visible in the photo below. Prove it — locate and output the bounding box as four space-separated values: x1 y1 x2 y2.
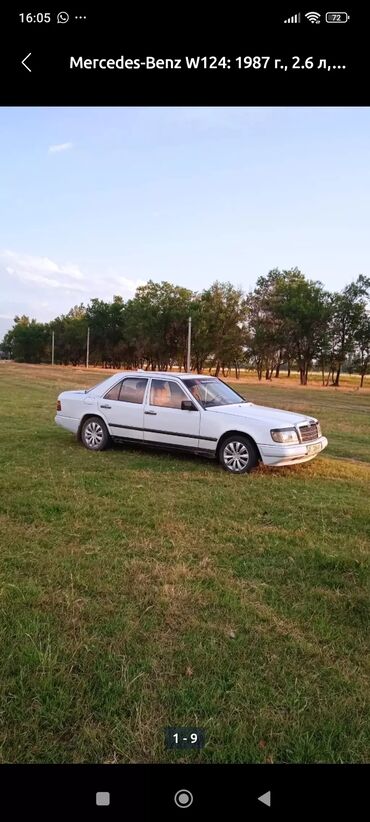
81 416 109 451
219 434 258 474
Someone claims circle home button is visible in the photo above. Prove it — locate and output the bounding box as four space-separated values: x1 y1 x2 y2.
174 789 194 808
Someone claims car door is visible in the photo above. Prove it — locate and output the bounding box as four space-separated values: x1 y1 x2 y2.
98 377 148 441
143 378 200 449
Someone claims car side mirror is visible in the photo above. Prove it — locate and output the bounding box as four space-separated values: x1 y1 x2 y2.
181 400 197 411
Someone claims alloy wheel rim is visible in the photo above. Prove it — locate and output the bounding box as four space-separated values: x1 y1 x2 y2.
223 441 249 472
84 421 104 447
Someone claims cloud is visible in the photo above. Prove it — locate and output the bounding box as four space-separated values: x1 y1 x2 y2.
1 251 147 301
48 142 73 154
0 250 149 326
111 274 147 294
1 250 85 291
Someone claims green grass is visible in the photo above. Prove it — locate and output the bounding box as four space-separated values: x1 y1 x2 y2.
0 362 369 763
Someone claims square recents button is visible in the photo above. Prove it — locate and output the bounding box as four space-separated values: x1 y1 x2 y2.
96 792 110 807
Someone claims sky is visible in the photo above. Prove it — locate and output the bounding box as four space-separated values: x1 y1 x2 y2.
0 106 369 340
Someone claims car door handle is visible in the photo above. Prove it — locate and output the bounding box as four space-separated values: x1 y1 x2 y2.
144 410 157 415
100 404 111 409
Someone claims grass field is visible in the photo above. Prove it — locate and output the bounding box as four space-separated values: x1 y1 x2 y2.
0 362 369 764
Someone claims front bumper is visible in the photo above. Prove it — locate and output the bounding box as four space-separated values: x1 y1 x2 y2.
259 436 328 467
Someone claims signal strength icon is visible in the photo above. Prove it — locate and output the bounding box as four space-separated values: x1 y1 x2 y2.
284 12 301 23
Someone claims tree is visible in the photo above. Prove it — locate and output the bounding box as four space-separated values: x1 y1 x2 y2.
50 305 88 366
246 269 330 384
327 276 370 386
272 272 331 385
246 270 291 380
1 329 14 359
352 309 370 387
192 282 246 376
85 298 121 367
1 315 48 363
123 281 193 371
189 295 214 373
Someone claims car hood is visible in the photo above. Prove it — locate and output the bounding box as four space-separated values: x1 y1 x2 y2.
206 403 317 426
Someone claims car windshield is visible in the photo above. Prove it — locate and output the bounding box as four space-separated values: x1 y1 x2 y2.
184 378 247 408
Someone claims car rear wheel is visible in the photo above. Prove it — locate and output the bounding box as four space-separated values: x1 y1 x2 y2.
81 416 109 451
219 435 258 474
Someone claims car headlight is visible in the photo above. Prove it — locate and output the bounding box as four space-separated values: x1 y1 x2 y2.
316 421 322 437
271 428 299 444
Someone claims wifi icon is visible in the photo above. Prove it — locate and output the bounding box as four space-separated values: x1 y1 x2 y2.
305 11 321 22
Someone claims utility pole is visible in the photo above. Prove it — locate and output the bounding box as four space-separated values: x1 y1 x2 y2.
86 326 90 369
186 316 192 372
51 331 55 366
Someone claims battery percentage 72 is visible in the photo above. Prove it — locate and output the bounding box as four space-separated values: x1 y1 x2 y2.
325 12 350 22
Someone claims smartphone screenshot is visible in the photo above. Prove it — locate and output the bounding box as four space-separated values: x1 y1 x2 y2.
0 5 368 819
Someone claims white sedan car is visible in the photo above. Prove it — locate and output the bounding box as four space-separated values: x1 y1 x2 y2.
55 372 328 474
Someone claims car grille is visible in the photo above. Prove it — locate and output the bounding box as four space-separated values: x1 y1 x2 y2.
297 422 319 442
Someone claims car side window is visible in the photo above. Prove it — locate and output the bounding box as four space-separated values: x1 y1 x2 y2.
150 379 189 409
104 381 123 401
119 377 148 404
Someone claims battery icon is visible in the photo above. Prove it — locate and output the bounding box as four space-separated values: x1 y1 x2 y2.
325 12 350 22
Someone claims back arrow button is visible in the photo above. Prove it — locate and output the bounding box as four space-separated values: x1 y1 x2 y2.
21 52 32 72
258 791 271 807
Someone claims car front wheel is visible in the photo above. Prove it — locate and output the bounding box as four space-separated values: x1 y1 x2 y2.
219 435 258 474
81 416 109 451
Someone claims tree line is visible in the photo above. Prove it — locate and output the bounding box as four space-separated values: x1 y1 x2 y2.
1 269 370 386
